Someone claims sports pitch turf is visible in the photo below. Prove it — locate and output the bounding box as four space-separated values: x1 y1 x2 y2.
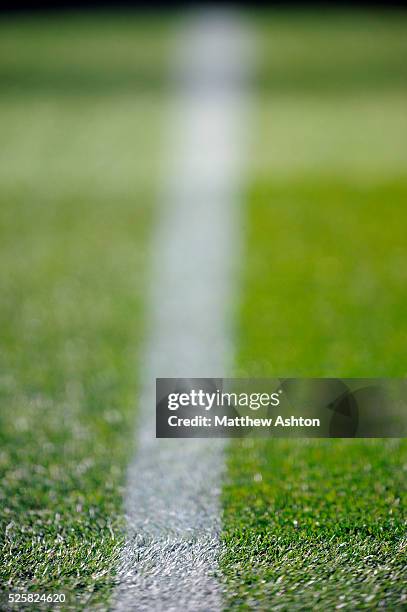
0 9 406 611
0 13 174 606
222 11 407 610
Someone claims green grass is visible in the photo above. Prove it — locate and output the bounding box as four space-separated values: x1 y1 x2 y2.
1 9 406 610
223 439 406 610
222 11 407 610
0 13 173 607
0 11 175 97
254 9 407 95
238 178 407 376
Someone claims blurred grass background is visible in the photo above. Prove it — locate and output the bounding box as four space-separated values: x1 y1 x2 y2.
0 12 172 96
223 10 407 611
0 7 406 611
0 12 174 605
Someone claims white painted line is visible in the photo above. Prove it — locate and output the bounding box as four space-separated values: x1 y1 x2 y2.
114 11 251 611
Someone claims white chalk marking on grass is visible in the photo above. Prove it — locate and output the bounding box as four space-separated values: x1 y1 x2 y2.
114 12 251 611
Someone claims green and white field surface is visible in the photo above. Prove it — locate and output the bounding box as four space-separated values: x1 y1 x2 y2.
0 12 174 607
0 9 406 612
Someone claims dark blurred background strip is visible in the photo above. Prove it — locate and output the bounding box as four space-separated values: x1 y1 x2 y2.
0 1 407 14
